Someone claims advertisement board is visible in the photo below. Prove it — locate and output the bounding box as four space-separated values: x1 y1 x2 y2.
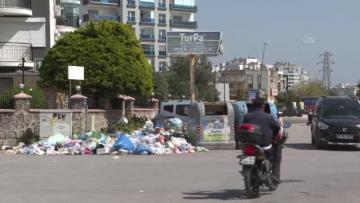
203 116 229 141
40 112 72 138
167 32 222 56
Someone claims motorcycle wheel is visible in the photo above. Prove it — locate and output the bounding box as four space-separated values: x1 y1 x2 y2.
268 177 279 191
243 166 259 198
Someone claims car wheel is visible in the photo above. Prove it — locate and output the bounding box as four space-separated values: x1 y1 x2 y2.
311 127 315 145
314 133 325 150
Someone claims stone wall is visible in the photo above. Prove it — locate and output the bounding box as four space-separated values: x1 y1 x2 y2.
0 93 158 146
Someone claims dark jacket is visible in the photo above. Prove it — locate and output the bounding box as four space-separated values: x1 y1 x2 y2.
243 109 280 147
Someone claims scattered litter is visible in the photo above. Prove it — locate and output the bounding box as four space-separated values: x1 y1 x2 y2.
2 118 209 156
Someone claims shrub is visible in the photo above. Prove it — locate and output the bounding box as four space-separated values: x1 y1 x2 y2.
0 87 46 109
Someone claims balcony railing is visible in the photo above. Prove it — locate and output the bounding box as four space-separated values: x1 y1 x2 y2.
139 1 154 9
158 2 166 10
158 36 166 42
56 14 80 27
170 19 197 28
0 0 31 9
143 50 155 56
158 51 167 58
0 42 32 64
169 3 197 12
158 18 166 25
140 18 155 25
127 0 135 8
84 0 119 6
83 13 120 22
140 34 155 41
127 16 136 24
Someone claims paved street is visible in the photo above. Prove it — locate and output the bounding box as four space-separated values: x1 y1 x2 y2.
1 123 360 203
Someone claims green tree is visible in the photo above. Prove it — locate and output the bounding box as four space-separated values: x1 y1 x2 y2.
152 72 169 101
39 20 153 99
167 56 219 101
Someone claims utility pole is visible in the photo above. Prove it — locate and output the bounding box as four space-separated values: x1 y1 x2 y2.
318 52 334 90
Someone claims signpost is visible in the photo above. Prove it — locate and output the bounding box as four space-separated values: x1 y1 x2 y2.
167 31 223 102
68 66 84 96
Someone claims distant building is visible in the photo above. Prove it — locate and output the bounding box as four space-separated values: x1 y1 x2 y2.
214 57 282 101
332 83 357 97
274 62 310 90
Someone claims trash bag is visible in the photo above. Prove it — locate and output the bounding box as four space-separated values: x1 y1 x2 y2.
133 144 153 155
165 118 183 130
47 133 67 146
113 134 135 152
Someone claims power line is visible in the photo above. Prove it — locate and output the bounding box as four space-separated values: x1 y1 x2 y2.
318 52 334 90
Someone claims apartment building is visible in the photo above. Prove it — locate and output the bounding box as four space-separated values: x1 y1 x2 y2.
214 57 282 101
0 0 53 94
80 0 197 71
274 62 310 90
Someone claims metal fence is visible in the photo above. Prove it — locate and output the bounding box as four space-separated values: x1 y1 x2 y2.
0 0 31 9
0 42 32 62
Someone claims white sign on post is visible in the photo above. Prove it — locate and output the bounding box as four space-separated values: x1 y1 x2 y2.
68 66 84 80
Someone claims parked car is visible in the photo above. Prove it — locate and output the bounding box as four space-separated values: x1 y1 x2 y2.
311 96 360 149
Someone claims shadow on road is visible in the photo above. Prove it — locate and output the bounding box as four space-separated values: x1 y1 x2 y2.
182 189 270 200
285 143 315 150
281 179 303 183
285 143 359 151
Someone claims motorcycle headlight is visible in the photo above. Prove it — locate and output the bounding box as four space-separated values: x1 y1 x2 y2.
318 121 329 130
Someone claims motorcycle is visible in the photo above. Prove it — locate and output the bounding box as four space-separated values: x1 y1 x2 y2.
238 122 290 198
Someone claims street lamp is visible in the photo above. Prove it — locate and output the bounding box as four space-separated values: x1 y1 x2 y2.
75 85 81 94
19 83 24 93
259 41 270 96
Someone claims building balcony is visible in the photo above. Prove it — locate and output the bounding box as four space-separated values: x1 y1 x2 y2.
158 51 167 58
140 18 155 25
127 0 135 8
139 1 154 9
143 50 155 57
83 13 120 22
127 16 136 24
0 42 34 72
158 37 166 43
83 0 120 6
170 19 197 28
0 0 32 16
158 18 167 26
158 2 166 10
169 3 197 12
56 14 80 28
140 34 155 41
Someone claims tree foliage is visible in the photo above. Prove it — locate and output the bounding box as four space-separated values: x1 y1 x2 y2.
152 72 169 101
0 87 46 109
276 80 332 108
39 20 153 97
164 56 219 101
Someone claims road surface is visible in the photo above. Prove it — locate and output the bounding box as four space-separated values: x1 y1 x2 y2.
0 123 359 203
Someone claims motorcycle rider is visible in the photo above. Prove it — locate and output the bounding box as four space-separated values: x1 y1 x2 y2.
243 97 281 183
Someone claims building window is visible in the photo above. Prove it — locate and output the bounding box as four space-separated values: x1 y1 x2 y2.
35 58 43 71
257 75 262 88
247 75 253 89
159 13 166 24
159 62 168 71
159 29 166 41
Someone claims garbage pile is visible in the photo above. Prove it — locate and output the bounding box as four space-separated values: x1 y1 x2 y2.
3 118 209 155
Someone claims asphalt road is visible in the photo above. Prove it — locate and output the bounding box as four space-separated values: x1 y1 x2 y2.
1 123 360 203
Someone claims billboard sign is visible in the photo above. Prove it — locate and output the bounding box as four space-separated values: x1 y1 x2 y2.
167 32 222 56
68 66 84 80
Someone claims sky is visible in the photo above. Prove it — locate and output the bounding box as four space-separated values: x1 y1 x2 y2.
197 0 360 86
